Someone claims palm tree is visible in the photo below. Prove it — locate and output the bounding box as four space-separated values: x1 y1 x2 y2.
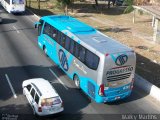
124 0 134 13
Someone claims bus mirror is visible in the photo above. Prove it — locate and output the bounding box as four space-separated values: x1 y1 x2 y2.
34 22 40 28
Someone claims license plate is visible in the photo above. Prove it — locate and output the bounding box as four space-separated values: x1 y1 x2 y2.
49 107 59 112
118 89 128 94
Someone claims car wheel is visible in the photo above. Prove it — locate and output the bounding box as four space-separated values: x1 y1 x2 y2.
74 75 80 89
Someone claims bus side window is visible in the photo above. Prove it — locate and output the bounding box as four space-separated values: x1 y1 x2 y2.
60 33 66 47
50 26 58 41
85 50 99 70
70 40 74 54
56 31 61 44
74 42 79 58
65 36 71 51
79 46 86 62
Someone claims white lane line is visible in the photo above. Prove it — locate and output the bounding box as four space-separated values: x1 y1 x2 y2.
12 26 20 33
5 74 17 99
49 68 68 90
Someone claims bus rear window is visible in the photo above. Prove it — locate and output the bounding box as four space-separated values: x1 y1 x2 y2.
85 50 99 70
12 0 24 4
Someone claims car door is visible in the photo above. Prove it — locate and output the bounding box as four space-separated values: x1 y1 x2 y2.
24 84 32 104
30 87 36 108
33 93 40 113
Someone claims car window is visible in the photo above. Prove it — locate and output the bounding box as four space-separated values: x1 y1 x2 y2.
30 88 35 99
34 93 39 104
26 84 31 92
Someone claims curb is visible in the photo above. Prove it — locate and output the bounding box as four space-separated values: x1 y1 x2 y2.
26 8 160 102
135 74 160 102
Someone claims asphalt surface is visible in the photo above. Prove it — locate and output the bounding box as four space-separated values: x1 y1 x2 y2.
0 5 160 120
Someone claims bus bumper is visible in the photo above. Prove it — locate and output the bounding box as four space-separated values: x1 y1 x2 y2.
95 83 133 103
95 90 132 103
103 90 132 102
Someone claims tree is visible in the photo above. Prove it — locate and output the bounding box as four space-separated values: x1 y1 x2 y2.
124 0 134 13
57 0 72 15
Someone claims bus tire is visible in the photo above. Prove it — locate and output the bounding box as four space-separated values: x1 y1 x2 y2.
43 46 48 57
74 75 80 89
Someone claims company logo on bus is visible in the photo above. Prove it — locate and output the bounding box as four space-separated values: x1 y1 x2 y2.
115 54 128 66
58 49 69 71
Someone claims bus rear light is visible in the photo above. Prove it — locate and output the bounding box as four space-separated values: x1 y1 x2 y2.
38 107 42 112
99 84 105 96
130 78 134 90
130 85 134 90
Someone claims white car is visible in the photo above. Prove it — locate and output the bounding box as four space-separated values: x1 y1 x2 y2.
22 78 64 116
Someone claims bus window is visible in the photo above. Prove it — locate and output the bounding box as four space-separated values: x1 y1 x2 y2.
43 22 51 36
12 0 24 4
74 43 79 58
70 40 74 54
85 50 99 70
79 46 86 62
60 34 66 47
50 26 58 41
65 36 71 51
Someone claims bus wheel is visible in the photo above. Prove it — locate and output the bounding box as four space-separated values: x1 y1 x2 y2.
74 75 80 89
43 46 48 57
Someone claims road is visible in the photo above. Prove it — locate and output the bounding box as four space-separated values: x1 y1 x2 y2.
0 5 160 120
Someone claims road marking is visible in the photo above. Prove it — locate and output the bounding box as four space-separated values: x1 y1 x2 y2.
5 74 17 99
13 26 20 33
49 68 68 90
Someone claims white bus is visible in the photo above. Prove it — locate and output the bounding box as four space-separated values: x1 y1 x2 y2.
0 0 25 13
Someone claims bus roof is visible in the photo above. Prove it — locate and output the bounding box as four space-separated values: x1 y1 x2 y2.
41 15 132 54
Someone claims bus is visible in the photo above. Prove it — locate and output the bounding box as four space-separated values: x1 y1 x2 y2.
35 15 136 103
0 0 25 13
